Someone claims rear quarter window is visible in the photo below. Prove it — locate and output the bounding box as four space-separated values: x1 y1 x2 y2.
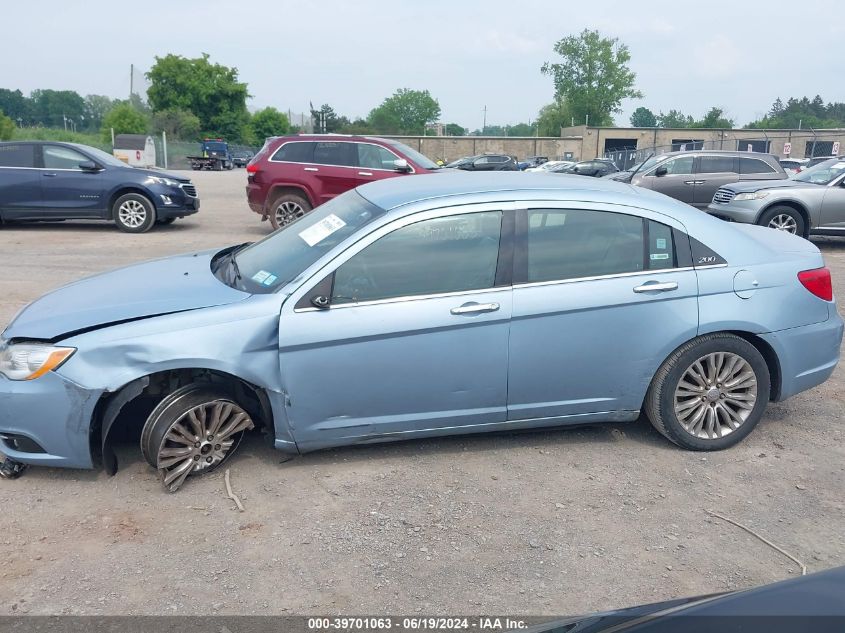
739 156 776 174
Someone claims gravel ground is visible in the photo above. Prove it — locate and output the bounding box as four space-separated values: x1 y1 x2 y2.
1 170 844 616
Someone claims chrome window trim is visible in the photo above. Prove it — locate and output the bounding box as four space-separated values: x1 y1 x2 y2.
268 140 415 174
294 286 504 313
512 266 697 290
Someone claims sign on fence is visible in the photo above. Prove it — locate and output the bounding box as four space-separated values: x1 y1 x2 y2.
783 142 791 156
833 141 841 155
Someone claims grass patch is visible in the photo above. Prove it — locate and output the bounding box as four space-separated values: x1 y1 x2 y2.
12 127 111 151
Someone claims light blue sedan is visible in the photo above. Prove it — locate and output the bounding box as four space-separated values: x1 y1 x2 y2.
1 173 842 491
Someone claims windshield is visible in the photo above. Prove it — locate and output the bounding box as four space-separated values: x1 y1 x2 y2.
204 142 227 151
233 190 387 293
638 154 670 174
792 158 845 184
74 144 130 168
382 139 440 170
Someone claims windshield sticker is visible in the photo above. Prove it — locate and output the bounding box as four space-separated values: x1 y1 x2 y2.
833 162 845 170
650 253 670 261
299 214 347 247
251 270 272 284
655 238 667 249
262 274 277 286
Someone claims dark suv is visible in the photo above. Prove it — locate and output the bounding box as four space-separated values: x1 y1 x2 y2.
0 141 199 233
246 135 439 230
445 154 519 171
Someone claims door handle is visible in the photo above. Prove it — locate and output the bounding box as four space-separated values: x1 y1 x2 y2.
304 167 319 172
43 172 58 177
684 180 704 185
450 302 500 315
633 281 679 293
358 171 373 176
683 180 695 185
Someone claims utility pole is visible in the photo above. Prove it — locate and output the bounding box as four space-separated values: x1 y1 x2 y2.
130 63 134 98
482 105 487 135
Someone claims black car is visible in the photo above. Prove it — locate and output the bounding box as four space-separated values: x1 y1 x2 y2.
445 154 518 171
560 158 620 177
0 141 199 233
232 150 254 168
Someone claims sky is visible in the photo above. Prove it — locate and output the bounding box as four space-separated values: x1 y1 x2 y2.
2 0 843 130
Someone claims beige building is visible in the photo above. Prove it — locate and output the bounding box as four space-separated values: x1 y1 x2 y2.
391 126 845 164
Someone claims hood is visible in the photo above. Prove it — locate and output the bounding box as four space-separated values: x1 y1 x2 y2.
132 167 191 182
721 179 811 193
3 250 249 341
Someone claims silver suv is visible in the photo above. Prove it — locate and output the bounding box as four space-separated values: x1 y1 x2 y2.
613 150 787 208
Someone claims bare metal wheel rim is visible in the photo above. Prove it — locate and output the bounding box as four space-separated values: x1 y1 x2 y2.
275 200 305 227
767 213 798 234
673 352 758 440
156 399 254 492
118 199 147 228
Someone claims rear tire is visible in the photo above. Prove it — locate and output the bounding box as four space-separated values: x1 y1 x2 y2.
268 192 311 230
113 193 156 233
140 384 255 493
644 334 770 450
758 206 805 236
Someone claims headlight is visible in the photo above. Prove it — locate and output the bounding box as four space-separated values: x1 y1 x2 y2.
149 176 180 187
733 191 770 201
0 341 76 381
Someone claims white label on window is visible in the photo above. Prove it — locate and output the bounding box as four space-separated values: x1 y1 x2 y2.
655 238 667 249
251 270 272 283
298 214 347 247
650 253 670 260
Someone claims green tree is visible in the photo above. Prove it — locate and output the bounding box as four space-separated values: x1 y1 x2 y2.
309 103 344 133
541 29 642 126
536 100 575 136
657 109 695 128
0 109 15 141
101 102 148 143
83 95 116 131
508 122 536 136
444 122 466 136
630 106 657 127
250 107 290 142
338 118 374 135
694 107 734 128
30 89 85 127
152 108 201 140
368 88 441 135
146 53 250 141
0 89 31 124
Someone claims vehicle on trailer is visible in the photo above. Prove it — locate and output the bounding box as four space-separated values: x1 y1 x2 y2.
187 138 234 171
707 157 845 236
1 173 840 490
0 141 199 233
245 134 441 230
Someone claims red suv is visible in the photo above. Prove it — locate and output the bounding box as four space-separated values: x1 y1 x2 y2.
246 135 440 229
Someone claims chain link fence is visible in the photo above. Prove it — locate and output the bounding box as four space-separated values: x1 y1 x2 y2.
603 131 843 170
151 139 261 170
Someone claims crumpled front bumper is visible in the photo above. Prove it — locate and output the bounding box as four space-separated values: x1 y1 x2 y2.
0 371 103 469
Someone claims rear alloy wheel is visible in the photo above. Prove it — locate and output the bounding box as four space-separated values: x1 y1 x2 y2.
645 334 770 450
113 193 156 233
140 385 255 492
758 206 805 236
269 193 311 230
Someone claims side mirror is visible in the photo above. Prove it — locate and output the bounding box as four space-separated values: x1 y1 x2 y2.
79 161 99 172
310 295 330 309
654 165 668 177
393 158 411 172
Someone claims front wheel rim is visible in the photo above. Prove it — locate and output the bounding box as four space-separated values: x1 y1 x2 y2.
118 200 147 228
274 201 305 227
767 214 798 234
674 352 758 440
156 399 254 492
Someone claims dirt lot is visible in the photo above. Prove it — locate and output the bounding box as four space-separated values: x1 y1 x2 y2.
1 170 844 616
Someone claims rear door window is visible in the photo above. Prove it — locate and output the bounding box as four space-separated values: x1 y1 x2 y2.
0 144 36 168
739 157 776 174
271 141 315 163
313 142 356 167
698 156 737 174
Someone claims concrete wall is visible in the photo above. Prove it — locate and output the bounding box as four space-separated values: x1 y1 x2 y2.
388 136 585 163
389 128 845 163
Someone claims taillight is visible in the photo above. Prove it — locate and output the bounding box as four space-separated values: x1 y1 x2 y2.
246 163 259 174
798 267 833 301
